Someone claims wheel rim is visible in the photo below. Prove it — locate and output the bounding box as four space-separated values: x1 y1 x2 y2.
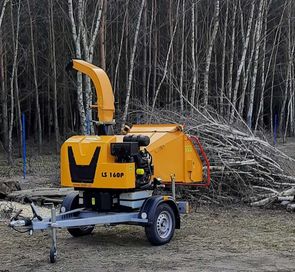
156 211 172 239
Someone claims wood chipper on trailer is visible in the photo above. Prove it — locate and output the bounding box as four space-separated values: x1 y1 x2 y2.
9 60 210 263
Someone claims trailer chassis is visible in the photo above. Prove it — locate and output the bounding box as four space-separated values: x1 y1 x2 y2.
9 196 186 263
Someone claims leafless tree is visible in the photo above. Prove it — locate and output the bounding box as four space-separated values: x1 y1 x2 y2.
247 0 264 128
203 0 219 107
48 0 59 152
150 0 180 117
8 0 20 163
230 2 255 123
122 0 145 128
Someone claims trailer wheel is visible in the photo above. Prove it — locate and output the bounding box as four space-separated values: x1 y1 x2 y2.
145 203 175 245
61 192 94 237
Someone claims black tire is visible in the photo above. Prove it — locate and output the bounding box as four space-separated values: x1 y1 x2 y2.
61 192 94 237
49 247 57 263
145 203 175 245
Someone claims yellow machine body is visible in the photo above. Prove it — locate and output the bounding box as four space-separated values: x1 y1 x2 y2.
61 136 136 189
61 124 203 189
60 59 204 190
129 124 203 183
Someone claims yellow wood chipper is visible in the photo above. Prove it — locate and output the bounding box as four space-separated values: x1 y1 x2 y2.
9 60 210 263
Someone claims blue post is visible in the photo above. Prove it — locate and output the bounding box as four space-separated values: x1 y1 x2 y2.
274 113 278 146
22 113 26 179
86 112 90 135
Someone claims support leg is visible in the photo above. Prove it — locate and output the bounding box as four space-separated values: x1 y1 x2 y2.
49 206 57 263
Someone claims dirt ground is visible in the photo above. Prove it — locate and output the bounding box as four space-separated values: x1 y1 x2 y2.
1 139 295 271
1 205 295 272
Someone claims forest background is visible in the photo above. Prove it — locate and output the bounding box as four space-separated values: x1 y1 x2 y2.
0 0 294 164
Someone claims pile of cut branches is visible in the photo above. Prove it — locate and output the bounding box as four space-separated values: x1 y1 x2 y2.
132 105 295 209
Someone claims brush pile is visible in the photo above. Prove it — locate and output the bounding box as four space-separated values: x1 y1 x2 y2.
135 106 295 209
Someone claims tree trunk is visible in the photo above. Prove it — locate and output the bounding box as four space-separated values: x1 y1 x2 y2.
284 70 294 141
230 2 255 123
179 0 185 112
49 0 59 152
68 0 86 133
279 49 294 138
220 1 228 116
114 2 128 95
255 13 268 131
142 0 147 106
247 0 264 128
0 29 8 151
146 0 154 108
279 0 294 138
121 0 145 128
190 1 197 113
14 59 21 157
203 0 219 107
150 0 180 118
152 0 157 103
227 3 237 117
80 0 103 132
8 0 21 164
99 0 106 70
167 0 173 110
27 0 42 152
238 16 258 118
269 3 286 135
0 0 8 29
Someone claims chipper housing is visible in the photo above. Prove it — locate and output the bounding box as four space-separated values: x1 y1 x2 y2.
60 124 203 189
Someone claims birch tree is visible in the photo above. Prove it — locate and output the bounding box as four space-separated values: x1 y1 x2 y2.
121 0 145 128
99 0 106 71
68 0 85 133
203 0 219 107
230 2 255 123
220 1 228 116
269 5 285 134
279 3 294 136
145 0 155 107
179 0 185 112
67 0 104 133
114 2 128 95
284 66 294 141
0 0 9 151
142 0 147 106
81 0 103 132
227 3 237 115
246 0 264 128
257 17 267 129
190 1 197 113
238 17 258 117
49 0 59 152
255 11 269 131
0 0 8 28
8 0 20 164
27 0 42 152
150 0 180 118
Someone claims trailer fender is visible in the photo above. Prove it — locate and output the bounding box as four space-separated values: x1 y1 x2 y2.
139 195 180 229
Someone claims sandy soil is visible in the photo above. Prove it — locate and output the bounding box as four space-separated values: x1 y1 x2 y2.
1 205 295 272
